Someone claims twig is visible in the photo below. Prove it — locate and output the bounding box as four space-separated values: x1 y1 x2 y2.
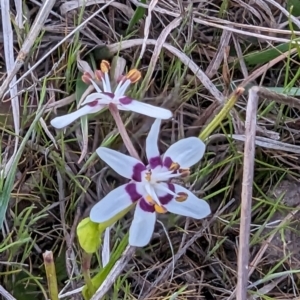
236 86 258 300
206 29 232 79
139 0 159 60
231 134 300 154
140 16 182 98
14 0 23 29
0 285 16 300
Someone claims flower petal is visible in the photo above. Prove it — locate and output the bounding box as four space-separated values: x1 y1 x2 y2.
154 182 176 205
129 201 156 247
164 184 211 219
120 99 172 120
50 104 103 129
146 119 162 168
90 184 133 223
96 147 146 181
81 93 112 106
163 137 206 168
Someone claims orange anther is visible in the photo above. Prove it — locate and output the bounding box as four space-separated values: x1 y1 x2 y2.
169 162 180 171
154 204 167 214
175 192 188 202
126 69 141 83
145 195 155 205
100 60 110 73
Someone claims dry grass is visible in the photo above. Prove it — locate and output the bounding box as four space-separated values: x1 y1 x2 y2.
1 0 300 299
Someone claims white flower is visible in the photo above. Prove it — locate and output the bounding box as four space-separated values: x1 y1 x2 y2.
50 60 172 129
90 119 211 247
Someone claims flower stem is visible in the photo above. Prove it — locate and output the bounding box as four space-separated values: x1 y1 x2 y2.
82 251 95 296
43 251 59 300
199 87 245 141
109 103 140 160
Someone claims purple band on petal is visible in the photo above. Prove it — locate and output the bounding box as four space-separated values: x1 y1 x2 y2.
159 183 175 205
163 156 173 168
102 92 115 98
139 198 155 213
119 97 133 105
149 156 162 169
132 163 146 182
125 183 142 202
87 100 99 107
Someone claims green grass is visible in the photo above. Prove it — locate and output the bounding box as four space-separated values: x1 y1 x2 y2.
1 1 300 300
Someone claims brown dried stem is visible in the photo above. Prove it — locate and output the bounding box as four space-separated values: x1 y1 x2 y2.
109 103 140 160
236 86 258 300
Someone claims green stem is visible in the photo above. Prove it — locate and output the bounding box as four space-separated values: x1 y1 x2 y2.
199 87 244 141
43 251 59 300
82 251 95 296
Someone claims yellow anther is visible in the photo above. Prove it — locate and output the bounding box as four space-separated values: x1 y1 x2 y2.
126 69 141 83
100 60 110 73
169 162 180 171
145 195 155 205
154 204 167 214
175 192 188 202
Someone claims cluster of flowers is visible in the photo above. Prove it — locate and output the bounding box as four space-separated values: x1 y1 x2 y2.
51 60 211 247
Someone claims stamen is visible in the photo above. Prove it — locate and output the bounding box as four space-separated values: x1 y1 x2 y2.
94 70 104 81
82 72 92 84
175 192 188 202
145 195 155 205
179 168 190 177
126 69 141 83
100 60 110 73
169 162 180 171
154 204 167 214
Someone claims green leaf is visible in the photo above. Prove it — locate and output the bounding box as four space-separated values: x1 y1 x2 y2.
75 73 89 102
288 0 300 17
126 0 146 35
77 218 102 254
8 271 39 300
92 46 113 62
82 233 129 300
240 38 300 66
0 91 47 228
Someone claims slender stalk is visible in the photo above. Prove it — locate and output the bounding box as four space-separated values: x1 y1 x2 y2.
82 251 95 296
236 87 257 300
109 103 140 160
43 251 59 300
199 87 244 141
